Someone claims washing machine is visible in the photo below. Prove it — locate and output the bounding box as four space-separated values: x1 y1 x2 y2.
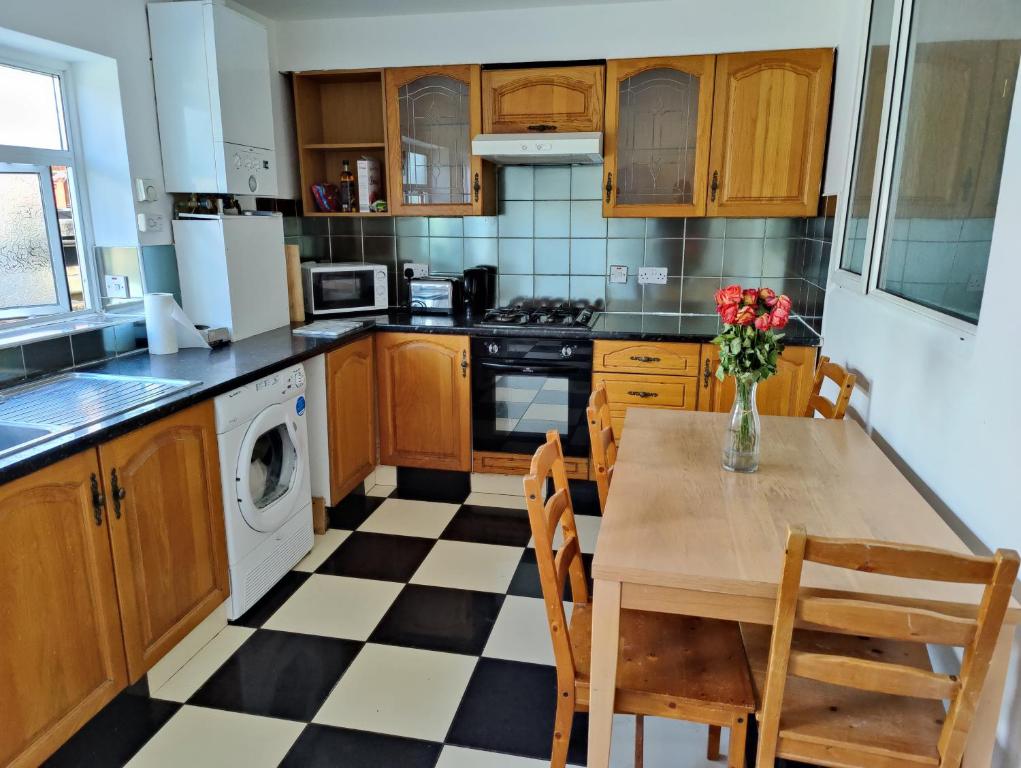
214 363 313 619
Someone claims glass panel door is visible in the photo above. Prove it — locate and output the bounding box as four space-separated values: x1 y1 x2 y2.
248 422 297 510
604 56 715 217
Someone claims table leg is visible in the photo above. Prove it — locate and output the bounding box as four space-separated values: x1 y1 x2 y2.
964 623 1015 767
588 578 621 768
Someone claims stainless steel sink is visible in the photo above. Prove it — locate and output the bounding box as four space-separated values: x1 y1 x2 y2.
0 372 199 458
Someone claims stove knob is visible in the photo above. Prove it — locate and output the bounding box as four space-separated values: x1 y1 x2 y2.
487 342 500 355
561 345 574 358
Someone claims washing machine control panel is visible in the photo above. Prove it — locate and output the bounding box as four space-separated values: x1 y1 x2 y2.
214 363 307 433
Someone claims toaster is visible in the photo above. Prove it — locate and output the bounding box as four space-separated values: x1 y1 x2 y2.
409 277 463 315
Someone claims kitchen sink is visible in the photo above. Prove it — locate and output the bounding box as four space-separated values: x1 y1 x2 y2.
0 373 199 458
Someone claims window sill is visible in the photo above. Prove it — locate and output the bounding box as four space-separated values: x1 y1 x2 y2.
0 313 135 351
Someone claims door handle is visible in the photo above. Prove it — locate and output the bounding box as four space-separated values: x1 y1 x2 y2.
110 468 126 519
90 473 105 525
461 350 468 378
703 358 713 388
473 173 481 203
604 172 613 203
710 170 719 202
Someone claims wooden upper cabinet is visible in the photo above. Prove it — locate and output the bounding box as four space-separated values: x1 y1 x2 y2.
99 402 229 681
327 335 377 504
0 451 127 768
603 56 716 218
481 65 605 133
707 49 834 217
384 65 495 216
697 344 817 417
376 333 472 471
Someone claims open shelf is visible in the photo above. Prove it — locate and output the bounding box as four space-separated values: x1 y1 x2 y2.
293 69 392 217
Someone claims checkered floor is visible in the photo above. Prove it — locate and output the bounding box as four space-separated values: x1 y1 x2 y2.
44 474 744 768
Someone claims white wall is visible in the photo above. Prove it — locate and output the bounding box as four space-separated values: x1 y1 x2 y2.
822 62 1021 767
271 0 864 197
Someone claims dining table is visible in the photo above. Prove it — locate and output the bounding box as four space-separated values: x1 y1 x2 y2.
587 408 1020 768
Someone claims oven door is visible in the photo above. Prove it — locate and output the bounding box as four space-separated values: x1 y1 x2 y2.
472 358 591 457
310 268 376 314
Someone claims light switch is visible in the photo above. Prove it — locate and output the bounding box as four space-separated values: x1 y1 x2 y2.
609 265 628 284
135 178 158 203
638 267 668 285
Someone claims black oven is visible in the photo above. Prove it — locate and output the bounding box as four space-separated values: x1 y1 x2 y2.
471 336 593 458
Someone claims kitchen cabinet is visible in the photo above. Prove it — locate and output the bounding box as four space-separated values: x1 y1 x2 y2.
327 335 377 504
592 340 702 439
603 55 716 218
99 402 229 681
376 333 472 471
1 451 127 768
697 344 818 416
481 65 605 133
384 65 495 216
707 49 834 217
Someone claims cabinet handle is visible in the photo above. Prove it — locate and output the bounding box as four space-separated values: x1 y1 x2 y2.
629 355 660 363
110 468 126 519
627 390 658 399
473 173 481 203
710 170 719 202
461 350 468 378
526 123 557 132
604 172 613 203
90 473 105 526
703 358 713 388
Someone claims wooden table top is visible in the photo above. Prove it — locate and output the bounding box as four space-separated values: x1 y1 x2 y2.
593 409 1019 620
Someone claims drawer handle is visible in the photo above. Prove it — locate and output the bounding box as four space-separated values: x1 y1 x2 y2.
627 390 659 399
629 355 661 363
110 468 126 519
526 123 557 132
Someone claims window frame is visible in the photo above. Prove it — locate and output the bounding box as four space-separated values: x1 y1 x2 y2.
831 0 1001 334
0 53 99 331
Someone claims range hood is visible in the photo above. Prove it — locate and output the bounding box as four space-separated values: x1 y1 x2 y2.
472 132 603 165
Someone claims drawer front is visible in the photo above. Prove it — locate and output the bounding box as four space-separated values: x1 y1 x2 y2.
593 373 698 409
593 340 701 375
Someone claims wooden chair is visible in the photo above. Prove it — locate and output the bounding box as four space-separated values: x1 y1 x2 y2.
803 355 856 419
524 430 755 768
587 384 617 513
747 525 1019 768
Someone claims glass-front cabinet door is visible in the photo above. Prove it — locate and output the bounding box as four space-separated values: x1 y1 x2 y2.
384 65 492 216
603 56 716 218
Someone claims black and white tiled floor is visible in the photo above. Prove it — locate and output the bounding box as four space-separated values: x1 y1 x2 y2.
45 473 744 768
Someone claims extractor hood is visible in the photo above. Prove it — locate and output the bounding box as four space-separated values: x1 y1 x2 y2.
471 132 602 165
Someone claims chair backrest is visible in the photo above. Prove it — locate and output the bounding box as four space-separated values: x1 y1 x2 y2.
587 384 617 512
523 430 591 691
803 355 856 419
757 525 1019 768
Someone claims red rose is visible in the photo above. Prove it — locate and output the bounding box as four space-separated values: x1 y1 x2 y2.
735 305 756 326
754 312 772 331
720 303 739 324
715 284 742 307
742 288 759 306
759 287 778 307
776 294 792 313
770 306 790 328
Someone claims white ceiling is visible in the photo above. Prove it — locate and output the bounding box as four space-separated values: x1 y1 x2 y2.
231 0 649 21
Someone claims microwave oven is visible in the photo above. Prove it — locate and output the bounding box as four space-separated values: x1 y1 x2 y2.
301 262 388 315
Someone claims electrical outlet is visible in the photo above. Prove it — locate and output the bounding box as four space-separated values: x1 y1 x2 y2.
104 275 130 299
145 214 164 233
638 266 667 285
405 262 428 278
609 265 628 284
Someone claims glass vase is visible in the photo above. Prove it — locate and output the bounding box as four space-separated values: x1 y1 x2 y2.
722 378 760 473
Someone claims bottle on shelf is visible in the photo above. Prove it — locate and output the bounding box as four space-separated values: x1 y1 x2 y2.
339 160 357 212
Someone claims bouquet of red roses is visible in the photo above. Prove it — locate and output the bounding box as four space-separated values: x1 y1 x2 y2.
712 284 792 384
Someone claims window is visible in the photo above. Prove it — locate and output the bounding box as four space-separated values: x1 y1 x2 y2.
0 61 90 326
836 0 1021 325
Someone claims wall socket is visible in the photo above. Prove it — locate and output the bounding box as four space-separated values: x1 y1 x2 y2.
609 265 628 284
137 213 164 233
405 262 428 278
637 266 668 285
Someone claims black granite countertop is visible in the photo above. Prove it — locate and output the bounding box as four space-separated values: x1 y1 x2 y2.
0 312 819 484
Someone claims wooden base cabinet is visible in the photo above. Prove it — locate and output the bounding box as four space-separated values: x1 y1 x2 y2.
327 335 377 504
376 333 472 471
99 402 229 682
697 344 818 416
0 452 128 768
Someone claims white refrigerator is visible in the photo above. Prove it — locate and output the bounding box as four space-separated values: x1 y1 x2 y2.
173 215 290 342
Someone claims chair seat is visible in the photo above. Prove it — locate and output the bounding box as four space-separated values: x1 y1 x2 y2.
741 623 946 765
570 605 756 717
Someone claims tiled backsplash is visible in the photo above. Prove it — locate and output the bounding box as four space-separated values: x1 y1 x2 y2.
274 166 835 318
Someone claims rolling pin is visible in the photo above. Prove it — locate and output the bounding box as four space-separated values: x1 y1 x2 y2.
284 244 305 322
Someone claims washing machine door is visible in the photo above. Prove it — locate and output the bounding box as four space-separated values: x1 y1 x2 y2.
235 402 305 533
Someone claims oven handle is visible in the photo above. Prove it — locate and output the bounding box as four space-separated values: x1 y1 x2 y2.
477 360 588 374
